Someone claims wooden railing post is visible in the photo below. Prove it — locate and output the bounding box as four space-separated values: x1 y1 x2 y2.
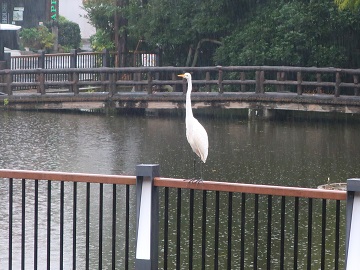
5 70 12 95
135 164 159 270
256 70 265 94
354 75 359 96
38 50 45 69
297 71 302 95
240 72 246 92
4 52 11 69
218 67 224 93
70 49 78 68
73 72 79 95
102 49 110 68
335 72 341 97
205 71 210 92
147 71 153 94
37 69 45 95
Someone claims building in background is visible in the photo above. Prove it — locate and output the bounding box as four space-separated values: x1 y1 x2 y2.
59 0 95 40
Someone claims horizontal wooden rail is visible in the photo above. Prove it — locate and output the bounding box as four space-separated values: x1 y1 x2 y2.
0 169 136 185
155 177 346 200
0 169 345 200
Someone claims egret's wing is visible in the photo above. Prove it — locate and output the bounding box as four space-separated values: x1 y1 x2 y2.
187 118 208 163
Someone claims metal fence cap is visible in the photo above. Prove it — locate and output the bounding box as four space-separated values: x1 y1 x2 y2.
347 178 360 192
136 164 160 178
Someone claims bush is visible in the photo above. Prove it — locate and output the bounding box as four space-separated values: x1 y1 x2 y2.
58 16 81 51
19 26 54 51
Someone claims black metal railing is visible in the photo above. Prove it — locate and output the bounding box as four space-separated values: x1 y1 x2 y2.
0 169 347 269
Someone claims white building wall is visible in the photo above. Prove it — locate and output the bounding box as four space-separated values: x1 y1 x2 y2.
59 0 95 39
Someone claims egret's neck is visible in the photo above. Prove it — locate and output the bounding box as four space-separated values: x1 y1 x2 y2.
185 80 193 119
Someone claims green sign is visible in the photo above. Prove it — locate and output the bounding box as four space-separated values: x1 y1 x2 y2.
50 0 57 21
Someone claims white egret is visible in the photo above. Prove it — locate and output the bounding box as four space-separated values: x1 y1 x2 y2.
178 72 208 181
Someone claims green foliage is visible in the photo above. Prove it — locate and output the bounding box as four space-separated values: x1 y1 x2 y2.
335 0 360 9
83 0 360 68
19 26 54 51
90 29 115 51
214 0 360 68
58 16 82 50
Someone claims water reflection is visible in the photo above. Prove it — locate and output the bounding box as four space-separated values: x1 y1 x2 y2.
0 110 358 269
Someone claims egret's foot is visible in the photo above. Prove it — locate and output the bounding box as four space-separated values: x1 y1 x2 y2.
184 178 203 184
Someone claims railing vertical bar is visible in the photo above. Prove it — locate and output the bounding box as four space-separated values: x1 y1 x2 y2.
98 183 103 270
253 194 259 270
164 187 169 270
112 184 117 270
214 191 220 270
294 197 299 270
9 178 13 270
176 188 181 270
189 189 194 270
335 200 340 270
240 193 246 270
21 179 25 270
73 182 77 270
227 192 233 270
34 179 38 270
307 198 313 270
267 195 272 270
60 181 64 270
201 190 207 270
125 184 130 270
86 182 90 270
47 180 51 270
280 196 286 270
321 199 327 270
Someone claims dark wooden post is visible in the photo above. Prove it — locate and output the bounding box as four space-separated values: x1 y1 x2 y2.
5 70 12 95
37 69 45 95
147 71 153 94
205 71 210 92
240 72 246 92
335 72 341 97
218 67 224 93
109 72 116 96
297 71 302 95
354 75 359 96
73 72 79 95
316 73 321 94
38 50 46 69
102 49 110 68
4 52 11 69
70 49 78 68
256 70 265 94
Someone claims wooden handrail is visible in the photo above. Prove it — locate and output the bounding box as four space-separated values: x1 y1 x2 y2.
155 177 346 200
0 169 346 200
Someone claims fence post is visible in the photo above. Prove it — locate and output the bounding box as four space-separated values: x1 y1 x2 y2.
135 164 160 270
255 70 265 94
4 52 11 69
70 49 78 68
345 178 360 269
297 71 302 95
335 72 341 97
38 50 45 69
102 49 110 68
218 67 224 93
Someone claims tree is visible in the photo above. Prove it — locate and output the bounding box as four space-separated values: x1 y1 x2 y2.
335 0 360 9
214 0 360 68
83 0 128 66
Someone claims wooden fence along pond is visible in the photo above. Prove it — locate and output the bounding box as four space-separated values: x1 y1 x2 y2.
0 51 360 114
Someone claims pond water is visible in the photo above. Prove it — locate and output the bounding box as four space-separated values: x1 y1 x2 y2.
0 110 359 269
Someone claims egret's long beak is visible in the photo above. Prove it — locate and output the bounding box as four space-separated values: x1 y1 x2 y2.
177 74 185 78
